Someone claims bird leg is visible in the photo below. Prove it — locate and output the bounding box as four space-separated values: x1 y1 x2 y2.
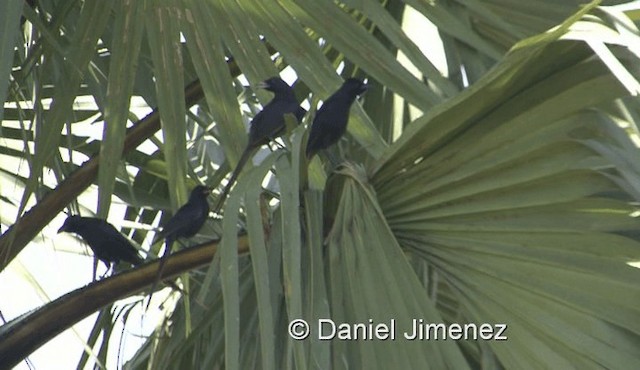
99 266 111 280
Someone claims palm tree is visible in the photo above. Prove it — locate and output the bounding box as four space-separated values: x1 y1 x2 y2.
1 0 639 368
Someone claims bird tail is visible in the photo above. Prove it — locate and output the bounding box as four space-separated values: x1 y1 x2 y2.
145 237 173 311
213 146 254 214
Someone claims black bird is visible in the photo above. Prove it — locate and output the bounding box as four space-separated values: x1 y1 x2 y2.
58 215 143 275
154 185 211 251
213 77 306 213
148 185 211 308
305 78 368 159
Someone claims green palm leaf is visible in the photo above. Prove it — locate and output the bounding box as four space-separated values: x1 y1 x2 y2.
1 1 640 369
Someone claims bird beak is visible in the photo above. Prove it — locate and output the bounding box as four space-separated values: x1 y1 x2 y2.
359 84 370 95
203 187 213 195
256 81 270 89
57 225 66 233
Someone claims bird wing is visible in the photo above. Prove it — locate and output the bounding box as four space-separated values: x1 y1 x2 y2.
249 99 304 146
153 198 209 246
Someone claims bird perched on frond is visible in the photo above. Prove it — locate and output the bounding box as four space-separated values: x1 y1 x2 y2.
147 185 211 309
305 78 368 160
58 215 143 277
213 77 306 213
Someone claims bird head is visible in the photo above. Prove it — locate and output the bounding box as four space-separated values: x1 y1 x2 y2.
342 78 369 96
58 215 82 233
257 77 293 95
189 185 212 201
